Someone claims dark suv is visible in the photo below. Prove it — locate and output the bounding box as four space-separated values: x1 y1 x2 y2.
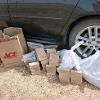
0 0 100 57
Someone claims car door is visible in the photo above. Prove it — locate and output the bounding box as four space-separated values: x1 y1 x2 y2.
8 0 79 45
0 0 9 28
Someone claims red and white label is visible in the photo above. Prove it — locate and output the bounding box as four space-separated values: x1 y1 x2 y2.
4 51 17 59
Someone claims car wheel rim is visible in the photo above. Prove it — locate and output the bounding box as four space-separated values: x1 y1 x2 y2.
75 26 100 57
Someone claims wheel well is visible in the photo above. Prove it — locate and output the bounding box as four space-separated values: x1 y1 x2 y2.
68 15 100 36
66 15 100 48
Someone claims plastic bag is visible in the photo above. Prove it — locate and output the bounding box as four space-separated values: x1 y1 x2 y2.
59 40 100 88
22 51 36 63
59 41 83 69
59 50 75 69
77 50 100 88
27 42 44 50
27 42 58 50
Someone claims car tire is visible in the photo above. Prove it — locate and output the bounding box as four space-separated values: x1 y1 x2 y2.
69 18 100 58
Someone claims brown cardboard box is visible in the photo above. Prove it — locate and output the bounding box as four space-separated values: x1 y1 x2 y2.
46 65 56 75
29 62 40 75
46 48 56 58
4 27 27 53
0 34 11 42
41 59 48 72
57 68 70 84
0 31 7 42
0 37 24 67
46 64 57 81
49 53 59 66
35 48 47 61
47 73 57 81
3 34 11 41
71 70 82 85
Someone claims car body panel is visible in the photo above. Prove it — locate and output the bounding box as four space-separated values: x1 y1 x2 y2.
0 0 9 27
7 0 79 45
62 0 100 46
0 0 100 47
68 0 100 25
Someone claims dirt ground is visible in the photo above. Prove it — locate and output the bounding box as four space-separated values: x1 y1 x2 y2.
0 66 99 100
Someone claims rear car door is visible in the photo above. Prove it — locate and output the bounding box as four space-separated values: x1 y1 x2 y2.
8 0 79 45
0 0 9 28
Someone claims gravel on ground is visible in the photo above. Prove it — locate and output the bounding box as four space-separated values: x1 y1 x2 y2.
0 66 99 100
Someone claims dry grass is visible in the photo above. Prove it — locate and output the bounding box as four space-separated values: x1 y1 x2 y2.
0 66 99 100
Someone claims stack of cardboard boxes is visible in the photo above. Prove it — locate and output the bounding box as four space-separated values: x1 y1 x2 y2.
57 68 82 85
0 27 82 85
29 47 83 85
46 49 59 81
29 48 59 81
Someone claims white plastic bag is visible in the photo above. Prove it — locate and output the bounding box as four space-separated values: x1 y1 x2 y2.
59 41 83 69
72 50 100 88
59 50 75 69
78 50 100 88
27 42 44 50
59 40 100 88
22 51 36 63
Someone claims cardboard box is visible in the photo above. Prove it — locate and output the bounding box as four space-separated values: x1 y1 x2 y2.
3 34 11 41
49 53 59 66
0 37 24 67
47 73 57 81
29 62 40 75
35 48 47 61
4 27 27 53
0 34 11 42
46 48 56 58
0 31 11 42
71 70 82 85
41 59 48 72
46 65 56 75
57 68 70 84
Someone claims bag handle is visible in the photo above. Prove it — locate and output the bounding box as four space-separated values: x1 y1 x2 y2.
70 41 84 70
70 51 81 70
71 41 84 51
